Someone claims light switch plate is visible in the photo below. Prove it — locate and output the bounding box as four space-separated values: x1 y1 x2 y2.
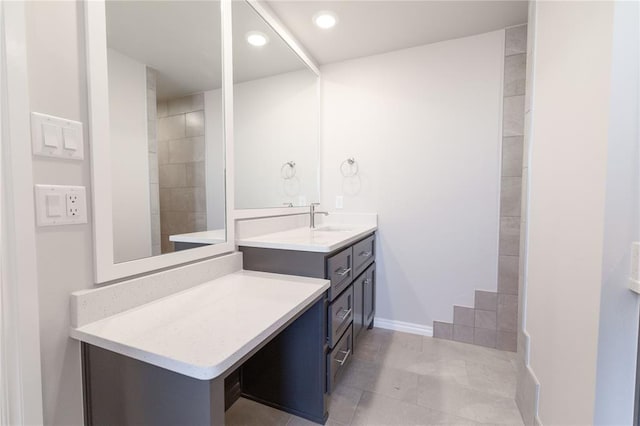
31 112 84 160
35 185 88 226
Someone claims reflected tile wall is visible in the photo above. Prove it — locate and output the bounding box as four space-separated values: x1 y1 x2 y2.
146 68 161 256
157 93 207 253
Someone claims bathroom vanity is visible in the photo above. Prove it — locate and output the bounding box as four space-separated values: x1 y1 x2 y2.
70 259 331 425
238 224 377 394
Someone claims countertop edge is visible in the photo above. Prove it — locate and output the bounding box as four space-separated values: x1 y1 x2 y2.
237 226 377 252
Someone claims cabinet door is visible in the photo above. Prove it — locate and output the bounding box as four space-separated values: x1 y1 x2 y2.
353 272 365 340
364 264 376 328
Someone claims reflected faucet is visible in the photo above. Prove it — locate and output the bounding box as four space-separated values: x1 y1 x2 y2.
310 203 329 229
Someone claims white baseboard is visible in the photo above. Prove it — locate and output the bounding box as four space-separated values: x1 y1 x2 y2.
373 318 433 337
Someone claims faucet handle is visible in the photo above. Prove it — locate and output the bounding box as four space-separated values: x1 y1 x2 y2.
310 202 320 206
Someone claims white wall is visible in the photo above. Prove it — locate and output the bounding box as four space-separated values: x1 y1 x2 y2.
234 69 319 209
204 89 226 230
593 1 640 423
524 2 614 424
25 1 92 424
107 48 152 263
321 30 505 326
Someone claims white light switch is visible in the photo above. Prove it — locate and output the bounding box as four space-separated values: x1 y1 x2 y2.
45 193 63 217
63 127 79 151
42 123 61 148
35 185 87 226
31 112 83 160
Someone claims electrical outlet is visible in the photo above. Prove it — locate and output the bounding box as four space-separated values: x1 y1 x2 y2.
66 193 80 216
335 195 344 209
35 185 87 226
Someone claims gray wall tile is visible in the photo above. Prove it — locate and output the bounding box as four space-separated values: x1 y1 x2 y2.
433 321 453 340
498 255 519 295
475 290 497 311
499 217 520 256
168 93 204 115
186 162 206 187
158 114 186 141
475 309 497 330
168 137 205 164
506 25 527 56
497 294 518 332
453 325 474 344
503 54 526 97
500 177 522 217
186 111 205 137
473 328 497 348
502 136 523 177
503 95 525 136
159 164 187 188
497 331 517 352
157 101 168 118
454 306 475 327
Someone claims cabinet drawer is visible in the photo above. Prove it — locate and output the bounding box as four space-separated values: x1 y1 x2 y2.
327 285 353 348
326 247 353 301
327 324 353 393
353 235 375 277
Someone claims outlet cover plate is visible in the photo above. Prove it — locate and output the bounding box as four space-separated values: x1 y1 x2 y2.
35 184 87 226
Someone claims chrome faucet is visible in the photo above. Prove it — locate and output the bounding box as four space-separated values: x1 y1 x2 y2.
309 203 329 229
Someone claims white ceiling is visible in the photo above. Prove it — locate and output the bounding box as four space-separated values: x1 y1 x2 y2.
106 1 307 100
106 0 527 99
266 0 529 65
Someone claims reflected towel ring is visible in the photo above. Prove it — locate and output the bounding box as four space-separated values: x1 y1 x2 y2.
281 161 297 180
340 157 359 177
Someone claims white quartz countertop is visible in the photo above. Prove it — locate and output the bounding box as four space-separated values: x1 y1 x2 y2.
169 229 226 245
237 224 377 253
70 271 330 380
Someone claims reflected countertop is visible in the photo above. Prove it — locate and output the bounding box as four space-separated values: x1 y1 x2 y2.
169 229 226 244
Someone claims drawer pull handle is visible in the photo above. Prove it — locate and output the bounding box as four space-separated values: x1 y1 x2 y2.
338 308 352 320
335 267 351 277
335 349 351 366
359 251 372 258
363 279 370 285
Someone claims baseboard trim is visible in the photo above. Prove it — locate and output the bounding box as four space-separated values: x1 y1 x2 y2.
373 318 433 337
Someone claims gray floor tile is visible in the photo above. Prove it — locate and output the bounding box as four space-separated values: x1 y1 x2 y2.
226 397 291 426
352 391 477 426
416 375 523 425
227 330 523 426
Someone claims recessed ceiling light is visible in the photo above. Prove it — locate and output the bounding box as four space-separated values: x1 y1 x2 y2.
246 31 269 47
313 11 338 29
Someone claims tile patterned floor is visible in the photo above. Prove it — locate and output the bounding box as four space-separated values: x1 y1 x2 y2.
226 328 524 426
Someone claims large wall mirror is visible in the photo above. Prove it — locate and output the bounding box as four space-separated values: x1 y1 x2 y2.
87 0 234 282
106 0 225 263
233 1 320 210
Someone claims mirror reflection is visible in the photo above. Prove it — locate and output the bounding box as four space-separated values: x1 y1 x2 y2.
233 1 320 209
106 0 225 263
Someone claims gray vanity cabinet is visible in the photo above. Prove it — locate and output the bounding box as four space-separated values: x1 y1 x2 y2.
239 232 376 396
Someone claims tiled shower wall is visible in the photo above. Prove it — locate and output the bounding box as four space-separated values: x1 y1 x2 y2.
146 68 161 256
433 25 527 352
157 93 207 253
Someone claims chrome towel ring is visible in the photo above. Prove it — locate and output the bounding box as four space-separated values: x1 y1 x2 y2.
281 161 296 180
340 157 358 177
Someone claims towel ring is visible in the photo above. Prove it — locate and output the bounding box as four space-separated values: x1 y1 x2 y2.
340 157 359 177
281 161 296 180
